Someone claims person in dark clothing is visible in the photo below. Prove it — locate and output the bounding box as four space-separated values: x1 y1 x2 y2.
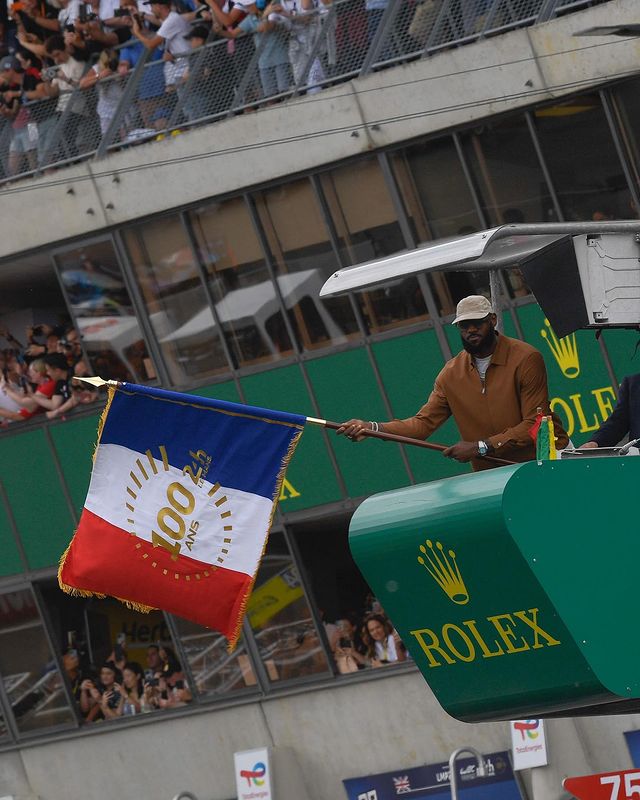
582 373 640 449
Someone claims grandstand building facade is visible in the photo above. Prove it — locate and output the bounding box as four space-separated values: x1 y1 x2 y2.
2 0 640 797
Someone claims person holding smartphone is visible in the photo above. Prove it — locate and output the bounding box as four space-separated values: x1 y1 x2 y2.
362 613 406 668
334 617 367 674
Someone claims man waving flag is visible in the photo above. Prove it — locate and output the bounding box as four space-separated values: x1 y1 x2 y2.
59 383 305 648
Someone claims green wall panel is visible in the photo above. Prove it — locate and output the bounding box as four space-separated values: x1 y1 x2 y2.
516 303 614 446
241 365 343 511
372 329 467 482
0 494 25 576
601 329 640 386
0 429 75 570
190 381 241 403
49 413 100 517
305 349 410 498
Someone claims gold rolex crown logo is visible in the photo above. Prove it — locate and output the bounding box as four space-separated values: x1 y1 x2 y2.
540 318 580 379
417 539 469 605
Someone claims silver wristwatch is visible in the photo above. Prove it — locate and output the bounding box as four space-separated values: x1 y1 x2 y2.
477 440 489 457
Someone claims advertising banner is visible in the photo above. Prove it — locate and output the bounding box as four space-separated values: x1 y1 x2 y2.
625 731 640 768
510 720 548 770
234 747 271 800
343 750 523 800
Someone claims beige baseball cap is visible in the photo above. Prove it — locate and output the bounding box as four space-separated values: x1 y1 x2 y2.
452 295 493 324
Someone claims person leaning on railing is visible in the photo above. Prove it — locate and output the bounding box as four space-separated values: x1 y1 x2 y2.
0 55 40 176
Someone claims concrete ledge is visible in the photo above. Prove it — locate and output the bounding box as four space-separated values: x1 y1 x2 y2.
2 0 639 260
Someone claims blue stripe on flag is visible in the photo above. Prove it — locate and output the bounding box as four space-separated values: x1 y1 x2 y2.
99 384 305 499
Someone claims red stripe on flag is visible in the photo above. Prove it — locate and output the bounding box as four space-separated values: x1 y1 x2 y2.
60 509 251 639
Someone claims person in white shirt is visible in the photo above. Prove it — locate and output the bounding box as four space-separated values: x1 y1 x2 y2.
132 0 191 87
41 34 88 157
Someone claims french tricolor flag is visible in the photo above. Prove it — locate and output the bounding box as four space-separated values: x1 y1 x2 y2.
59 384 305 647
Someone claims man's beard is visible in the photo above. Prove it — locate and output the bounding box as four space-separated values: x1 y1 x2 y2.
461 329 496 355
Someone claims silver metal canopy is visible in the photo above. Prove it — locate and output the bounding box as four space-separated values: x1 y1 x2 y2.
319 222 640 338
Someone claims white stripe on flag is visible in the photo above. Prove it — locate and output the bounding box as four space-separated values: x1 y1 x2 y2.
85 443 272 577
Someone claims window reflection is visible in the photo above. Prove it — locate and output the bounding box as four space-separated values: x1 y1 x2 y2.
54 240 153 383
0 588 75 733
171 616 257 696
611 78 640 217
123 216 230 385
461 115 556 226
391 139 487 310
320 158 428 332
247 531 330 682
533 96 633 221
254 179 359 350
189 197 294 367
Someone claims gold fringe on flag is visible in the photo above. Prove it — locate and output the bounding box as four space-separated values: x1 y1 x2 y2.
226 424 305 653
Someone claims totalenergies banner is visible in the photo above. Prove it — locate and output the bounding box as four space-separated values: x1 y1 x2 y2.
510 720 548 770
343 750 523 800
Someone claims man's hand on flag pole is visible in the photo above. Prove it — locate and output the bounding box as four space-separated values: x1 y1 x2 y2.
336 418 373 441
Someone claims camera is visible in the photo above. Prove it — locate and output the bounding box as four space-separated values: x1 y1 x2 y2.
106 688 121 709
113 6 130 15
174 680 185 690
338 637 352 649
64 22 75 31
145 677 159 687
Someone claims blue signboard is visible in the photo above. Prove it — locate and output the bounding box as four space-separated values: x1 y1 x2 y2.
625 731 640 768
343 751 523 800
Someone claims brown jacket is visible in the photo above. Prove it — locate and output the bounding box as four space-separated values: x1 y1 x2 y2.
383 334 568 470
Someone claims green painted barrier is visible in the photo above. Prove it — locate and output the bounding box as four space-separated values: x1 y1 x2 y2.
349 457 640 722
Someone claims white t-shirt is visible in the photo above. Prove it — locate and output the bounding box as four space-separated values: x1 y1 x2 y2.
98 0 119 19
58 0 82 27
53 56 86 113
474 355 492 381
157 11 191 56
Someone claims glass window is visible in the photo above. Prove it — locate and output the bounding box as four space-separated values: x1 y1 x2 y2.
320 157 428 332
461 115 557 226
247 531 330 683
123 215 230 385
292 515 409 674
189 196 295 367
0 588 76 734
532 94 633 221
391 138 487 310
254 179 360 351
170 616 258 697
38 585 188 721
611 78 640 214
0 252 85 428
53 240 154 383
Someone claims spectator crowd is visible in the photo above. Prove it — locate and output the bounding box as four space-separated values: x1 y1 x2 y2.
0 0 349 176
66 637 192 721
0 320 98 427
324 596 408 674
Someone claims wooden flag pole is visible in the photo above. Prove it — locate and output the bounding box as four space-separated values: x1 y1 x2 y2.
307 417 516 467
73 377 514 467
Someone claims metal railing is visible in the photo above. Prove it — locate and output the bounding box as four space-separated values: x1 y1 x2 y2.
0 0 609 185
